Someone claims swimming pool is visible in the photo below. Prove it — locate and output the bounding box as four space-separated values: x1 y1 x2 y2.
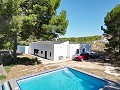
16 67 107 90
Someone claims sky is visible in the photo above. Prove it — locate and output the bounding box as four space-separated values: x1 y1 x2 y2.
57 0 120 37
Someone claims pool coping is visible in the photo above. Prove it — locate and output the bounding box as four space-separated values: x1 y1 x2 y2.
8 66 120 90
9 67 67 90
69 67 120 90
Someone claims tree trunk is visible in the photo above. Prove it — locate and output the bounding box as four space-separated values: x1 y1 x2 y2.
13 30 17 63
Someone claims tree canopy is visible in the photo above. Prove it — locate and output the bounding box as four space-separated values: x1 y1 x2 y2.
0 0 68 61
102 4 120 65
19 0 68 41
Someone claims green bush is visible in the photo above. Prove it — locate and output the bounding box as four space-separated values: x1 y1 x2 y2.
17 57 31 62
0 75 6 80
17 57 41 65
1 54 41 66
2 54 14 66
115 61 120 67
32 57 41 65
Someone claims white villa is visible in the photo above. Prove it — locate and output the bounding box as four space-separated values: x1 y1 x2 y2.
17 41 90 61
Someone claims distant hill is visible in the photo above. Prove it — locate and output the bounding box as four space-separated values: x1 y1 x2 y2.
59 35 101 44
18 35 102 45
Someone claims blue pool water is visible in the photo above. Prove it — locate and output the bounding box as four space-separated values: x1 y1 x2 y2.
17 67 107 90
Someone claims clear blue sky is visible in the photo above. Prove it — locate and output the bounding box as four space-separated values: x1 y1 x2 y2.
57 0 120 37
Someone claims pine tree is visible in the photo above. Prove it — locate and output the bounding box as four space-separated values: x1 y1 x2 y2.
102 4 120 64
0 0 68 62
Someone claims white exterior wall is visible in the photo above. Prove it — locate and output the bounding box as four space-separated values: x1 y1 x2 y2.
25 46 29 54
29 43 38 54
29 42 54 60
79 44 91 53
54 41 69 61
17 45 29 54
69 44 80 59
28 41 90 61
69 44 91 59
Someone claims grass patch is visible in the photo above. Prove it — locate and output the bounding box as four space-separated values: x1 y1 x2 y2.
4 65 14 73
0 75 6 80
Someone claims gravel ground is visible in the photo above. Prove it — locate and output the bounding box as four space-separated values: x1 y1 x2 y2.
0 60 120 83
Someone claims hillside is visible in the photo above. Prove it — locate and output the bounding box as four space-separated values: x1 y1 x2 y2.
60 35 101 44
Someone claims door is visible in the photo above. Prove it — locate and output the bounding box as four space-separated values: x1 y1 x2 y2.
34 49 39 55
82 48 85 53
45 51 47 59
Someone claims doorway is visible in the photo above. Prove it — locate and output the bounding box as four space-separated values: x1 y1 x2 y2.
34 49 39 55
45 51 47 59
82 48 85 53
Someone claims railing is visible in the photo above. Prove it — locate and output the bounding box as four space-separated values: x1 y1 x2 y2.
2 82 10 90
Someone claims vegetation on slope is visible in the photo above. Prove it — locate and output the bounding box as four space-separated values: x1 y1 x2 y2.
60 35 101 44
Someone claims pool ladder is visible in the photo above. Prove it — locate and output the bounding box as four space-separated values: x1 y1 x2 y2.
0 82 11 90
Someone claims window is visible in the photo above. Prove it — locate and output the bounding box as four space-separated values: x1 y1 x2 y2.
41 51 43 54
76 49 79 54
34 49 39 55
50 52 51 57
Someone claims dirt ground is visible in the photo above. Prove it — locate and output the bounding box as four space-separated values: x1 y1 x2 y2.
0 59 120 83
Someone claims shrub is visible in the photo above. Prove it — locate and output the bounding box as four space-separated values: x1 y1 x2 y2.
115 61 120 67
17 57 31 63
17 57 41 65
2 54 14 66
31 57 41 65
0 75 6 80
